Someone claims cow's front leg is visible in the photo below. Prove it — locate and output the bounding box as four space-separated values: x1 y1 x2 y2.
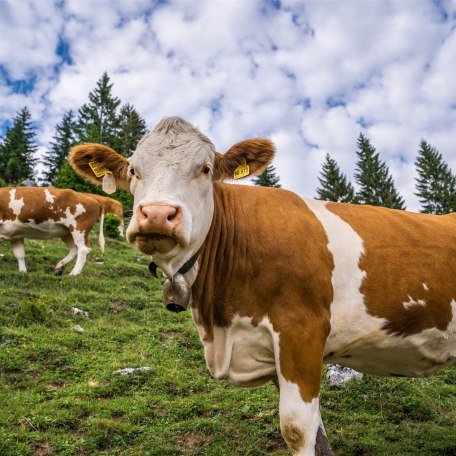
11 239 26 273
273 323 331 456
69 231 91 276
278 378 321 455
54 235 78 275
272 378 333 456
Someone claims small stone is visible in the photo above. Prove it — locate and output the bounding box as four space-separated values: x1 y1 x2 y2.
71 307 89 318
113 366 151 376
73 325 85 333
326 364 363 388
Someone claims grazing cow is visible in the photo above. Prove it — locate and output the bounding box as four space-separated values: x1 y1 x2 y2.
70 117 456 456
0 187 122 275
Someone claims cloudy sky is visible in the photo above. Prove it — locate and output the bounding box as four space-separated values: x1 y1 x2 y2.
1 0 455 210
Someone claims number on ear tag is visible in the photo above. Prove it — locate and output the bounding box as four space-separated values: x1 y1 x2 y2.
102 173 116 194
233 164 250 179
89 161 109 178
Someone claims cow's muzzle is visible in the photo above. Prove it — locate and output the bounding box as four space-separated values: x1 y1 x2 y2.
128 204 187 254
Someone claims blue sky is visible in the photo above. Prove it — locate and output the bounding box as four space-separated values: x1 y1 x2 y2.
1 0 456 210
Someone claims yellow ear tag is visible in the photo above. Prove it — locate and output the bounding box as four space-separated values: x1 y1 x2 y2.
89 161 109 178
233 164 250 179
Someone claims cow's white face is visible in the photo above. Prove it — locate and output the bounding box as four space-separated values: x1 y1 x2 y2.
69 117 275 278
125 123 217 276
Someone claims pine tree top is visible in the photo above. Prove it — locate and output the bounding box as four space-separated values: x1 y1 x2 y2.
415 140 456 214
354 133 406 210
252 165 281 188
0 106 38 184
316 153 354 203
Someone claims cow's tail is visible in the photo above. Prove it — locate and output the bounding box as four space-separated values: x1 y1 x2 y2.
98 211 105 253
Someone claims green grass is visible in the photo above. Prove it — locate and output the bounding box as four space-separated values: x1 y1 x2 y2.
0 233 455 455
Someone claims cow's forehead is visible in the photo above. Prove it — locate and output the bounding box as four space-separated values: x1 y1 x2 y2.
130 117 216 168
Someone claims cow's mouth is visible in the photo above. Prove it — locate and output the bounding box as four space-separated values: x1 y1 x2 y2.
134 233 178 255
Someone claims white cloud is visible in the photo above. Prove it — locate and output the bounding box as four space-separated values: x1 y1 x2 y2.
0 0 455 210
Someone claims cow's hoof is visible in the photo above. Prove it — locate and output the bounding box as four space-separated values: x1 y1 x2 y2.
54 268 64 276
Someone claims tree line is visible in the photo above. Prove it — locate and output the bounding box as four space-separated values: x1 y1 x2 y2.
313 134 456 214
0 72 454 214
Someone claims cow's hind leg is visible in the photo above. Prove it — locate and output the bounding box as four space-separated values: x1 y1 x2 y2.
69 231 91 276
11 239 26 273
54 235 78 275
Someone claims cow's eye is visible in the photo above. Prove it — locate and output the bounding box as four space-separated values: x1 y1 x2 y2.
201 166 211 175
128 168 137 178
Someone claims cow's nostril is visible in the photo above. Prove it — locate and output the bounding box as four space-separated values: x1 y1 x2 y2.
167 208 178 222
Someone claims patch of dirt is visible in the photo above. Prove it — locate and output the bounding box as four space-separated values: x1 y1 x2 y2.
174 433 213 452
108 299 127 314
33 440 52 456
44 381 67 391
163 330 180 340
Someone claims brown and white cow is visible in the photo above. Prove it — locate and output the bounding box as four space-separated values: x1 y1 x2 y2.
70 117 456 455
0 187 122 275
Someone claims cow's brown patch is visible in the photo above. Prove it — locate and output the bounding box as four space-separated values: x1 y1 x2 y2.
192 183 333 402
282 421 306 453
327 203 456 336
83 193 123 218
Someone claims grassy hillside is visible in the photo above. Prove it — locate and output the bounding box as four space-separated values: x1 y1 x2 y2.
0 233 455 456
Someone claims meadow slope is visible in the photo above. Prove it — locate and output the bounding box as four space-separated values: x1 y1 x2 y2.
0 233 455 456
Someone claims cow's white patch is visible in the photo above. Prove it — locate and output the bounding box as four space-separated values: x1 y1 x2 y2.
423 283 429 291
44 189 55 204
8 189 24 217
403 297 427 309
190 310 276 386
305 199 456 377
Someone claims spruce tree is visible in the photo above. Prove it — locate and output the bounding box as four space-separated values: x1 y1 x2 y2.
74 72 121 146
116 103 147 157
0 107 37 185
252 165 281 188
415 140 456 214
316 154 355 203
54 73 121 194
354 133 406 209
41 111 76 185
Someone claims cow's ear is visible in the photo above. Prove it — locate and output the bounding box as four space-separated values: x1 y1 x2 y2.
69 143 130 191
215 138 276 181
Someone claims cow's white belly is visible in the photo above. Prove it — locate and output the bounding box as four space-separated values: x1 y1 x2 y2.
324 306 456 377
0 220 68 241
191 310 276 387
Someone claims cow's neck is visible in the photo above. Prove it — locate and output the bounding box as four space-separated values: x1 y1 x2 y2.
192 182 251 339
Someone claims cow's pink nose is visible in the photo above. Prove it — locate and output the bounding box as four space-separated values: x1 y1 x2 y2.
138 204 182 233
